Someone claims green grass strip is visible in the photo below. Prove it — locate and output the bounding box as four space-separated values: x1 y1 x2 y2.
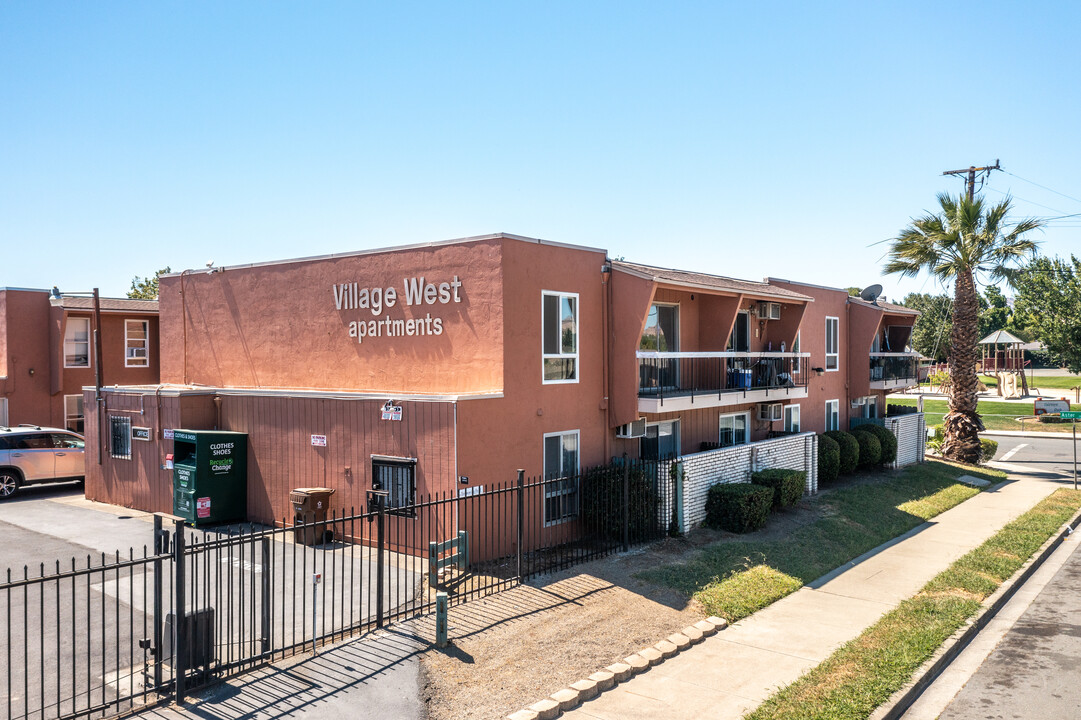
640 460 1003 621
891 397 1078 433
746 488 1081 720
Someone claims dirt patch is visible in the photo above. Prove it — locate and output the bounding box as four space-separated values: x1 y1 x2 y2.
418 496 828 719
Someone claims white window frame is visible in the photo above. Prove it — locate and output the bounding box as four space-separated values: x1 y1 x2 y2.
64 395 84 433
825 399 840 432
784 404 800 433
125 319 150 368
718 411 750 448
541 291 579 385
543 429 580 525
64 317 91 369
825 316 839 371
793 330 801 373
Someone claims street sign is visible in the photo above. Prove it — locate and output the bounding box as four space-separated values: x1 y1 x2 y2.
1061 411 1081 420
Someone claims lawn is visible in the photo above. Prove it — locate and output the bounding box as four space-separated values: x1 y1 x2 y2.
746 488 1081 720
1030 374 1081 390
639 459 1004 621
890 397 1078 433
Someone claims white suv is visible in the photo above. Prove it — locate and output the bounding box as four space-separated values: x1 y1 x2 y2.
0 425 85 499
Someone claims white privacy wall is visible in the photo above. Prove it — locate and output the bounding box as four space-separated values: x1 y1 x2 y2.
678 433 818 532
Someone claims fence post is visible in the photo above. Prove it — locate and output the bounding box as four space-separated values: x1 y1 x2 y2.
622 454 630 552
435 591 449 648
261 537 271 656
173 519 187 705
457 530 468 571
375 495 386 628
516 470 524 581
152 515 165 694
428 540 438 589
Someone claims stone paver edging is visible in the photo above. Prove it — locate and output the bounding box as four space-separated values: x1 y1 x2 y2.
507 616 728 720
869 503 1081 720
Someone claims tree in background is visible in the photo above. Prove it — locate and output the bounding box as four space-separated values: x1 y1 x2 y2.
127 267 172 300
1013 255 1081 373
901 293 953 362
886 193 1041 464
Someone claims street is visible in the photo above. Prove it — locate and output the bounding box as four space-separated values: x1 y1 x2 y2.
902 431 1081 719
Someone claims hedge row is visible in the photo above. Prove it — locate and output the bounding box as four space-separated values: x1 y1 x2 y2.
705 469 807 533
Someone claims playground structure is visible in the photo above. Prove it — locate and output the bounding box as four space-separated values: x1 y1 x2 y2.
979 329 1030 398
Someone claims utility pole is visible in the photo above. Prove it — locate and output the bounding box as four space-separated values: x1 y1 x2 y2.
942 160 1001 201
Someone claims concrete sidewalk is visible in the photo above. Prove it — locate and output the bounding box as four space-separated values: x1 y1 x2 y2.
562 471 1061 720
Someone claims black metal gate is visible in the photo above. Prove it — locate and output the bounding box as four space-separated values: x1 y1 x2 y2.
1 457 670 720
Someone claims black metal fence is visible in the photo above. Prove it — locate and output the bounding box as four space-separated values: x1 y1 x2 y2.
639 354 807 401
1 457 670 720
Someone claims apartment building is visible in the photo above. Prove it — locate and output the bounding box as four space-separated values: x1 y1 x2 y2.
0 287 159 431
82 234 919 527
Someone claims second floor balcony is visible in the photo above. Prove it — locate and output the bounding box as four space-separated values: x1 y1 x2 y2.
638 351 810 413
869 352 920 390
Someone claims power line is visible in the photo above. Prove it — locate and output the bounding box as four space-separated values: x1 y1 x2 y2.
1002 169 1081 207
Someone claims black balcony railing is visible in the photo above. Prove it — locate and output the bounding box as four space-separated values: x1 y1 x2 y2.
869 353 919 384
638 352 810 400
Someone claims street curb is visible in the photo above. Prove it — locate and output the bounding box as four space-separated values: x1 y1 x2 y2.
507 616 727 719
981 430 1079 439
869 501 1081 720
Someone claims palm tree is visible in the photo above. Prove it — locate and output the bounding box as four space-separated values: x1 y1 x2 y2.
885 193 1042 464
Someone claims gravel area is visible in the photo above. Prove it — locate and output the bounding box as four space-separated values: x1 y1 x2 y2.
418 501 823 720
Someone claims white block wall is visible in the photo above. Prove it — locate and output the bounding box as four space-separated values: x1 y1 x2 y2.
679 432 818 532
888 413 926 468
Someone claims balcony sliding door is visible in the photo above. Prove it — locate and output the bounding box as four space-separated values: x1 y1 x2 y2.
641 303 679 390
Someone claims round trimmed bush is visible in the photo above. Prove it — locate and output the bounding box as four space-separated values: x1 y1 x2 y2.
852 424 897 465
825 430 859 475
854 430 882 467
817 433 840 485
980 438 999 464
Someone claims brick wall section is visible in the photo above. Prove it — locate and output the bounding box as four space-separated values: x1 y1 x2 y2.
888 412 926 468
679 432 818 531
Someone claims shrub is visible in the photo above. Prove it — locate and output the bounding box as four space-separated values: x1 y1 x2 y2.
705 482 773 533
1038 414 1065 424
854 430 882 467
817 434 840 485
980 438 999 464
852 424 898 465
825 431 859 475
579 461 659 542
751 469 806 510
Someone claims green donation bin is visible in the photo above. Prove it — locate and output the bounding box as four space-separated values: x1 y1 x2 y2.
172 430 248 526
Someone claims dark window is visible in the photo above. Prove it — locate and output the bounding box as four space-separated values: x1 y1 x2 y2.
110 416 132 459
16 434 52 450
0 436 13 451
728 312 750 352
372 458 416 517
50 433 84 450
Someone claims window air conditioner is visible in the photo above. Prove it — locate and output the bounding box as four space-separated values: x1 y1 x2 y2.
757 403 783 422
758 301 781 320
615 418 647 439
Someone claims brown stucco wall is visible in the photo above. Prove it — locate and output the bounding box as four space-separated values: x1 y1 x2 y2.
159 238 505 395
456 238 610 489
0 289 55 426
770 281 853 433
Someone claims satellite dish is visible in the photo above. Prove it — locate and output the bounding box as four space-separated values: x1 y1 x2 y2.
860 284 883 305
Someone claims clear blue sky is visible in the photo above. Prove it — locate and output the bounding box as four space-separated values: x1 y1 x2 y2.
3 1 1079 301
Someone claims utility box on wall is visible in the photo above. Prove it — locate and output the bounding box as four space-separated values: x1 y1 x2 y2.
172 430 248 526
